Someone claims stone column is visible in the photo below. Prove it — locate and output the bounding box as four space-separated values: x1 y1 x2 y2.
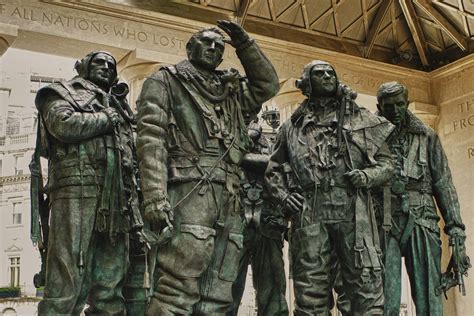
410 102 440 131
0 23 18 57
117 49 169 111
430 55 474 316
267 78 304 125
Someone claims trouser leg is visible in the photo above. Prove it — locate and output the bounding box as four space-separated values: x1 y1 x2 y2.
194 188 244 315
38 195 96 316
123 249 147 316
383 233 403 316
290 222 331 316
332 260 350 315
226 227 254 316
405 225 442 316
147 182 243 316
252 230 288 316
335 222 384 316
86 233 128 315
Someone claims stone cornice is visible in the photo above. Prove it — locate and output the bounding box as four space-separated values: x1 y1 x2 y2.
0 147 35 154
50 0 430 79
0 175 31 184
429 54 474 79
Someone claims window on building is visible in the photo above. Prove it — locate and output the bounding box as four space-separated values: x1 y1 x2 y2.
12 202 22 225
30 75 63 93
14 155 23 176
6 111 20 136
2 308 17 316
9 257 20 287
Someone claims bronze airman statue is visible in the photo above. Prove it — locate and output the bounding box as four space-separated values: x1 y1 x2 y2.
266 60 394 315
136 21 279 315
376 81 470 316
33 51 142 315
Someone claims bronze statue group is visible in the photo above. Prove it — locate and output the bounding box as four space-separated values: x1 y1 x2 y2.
30 20 470 316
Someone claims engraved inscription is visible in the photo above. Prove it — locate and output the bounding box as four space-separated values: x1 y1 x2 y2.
0 3 187 54
468 148 474 159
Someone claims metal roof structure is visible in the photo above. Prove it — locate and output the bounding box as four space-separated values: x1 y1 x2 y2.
115 0 474 71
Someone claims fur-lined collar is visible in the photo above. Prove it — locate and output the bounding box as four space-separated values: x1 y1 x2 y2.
404 110 427 135
375 110 427 135
290 98 361 126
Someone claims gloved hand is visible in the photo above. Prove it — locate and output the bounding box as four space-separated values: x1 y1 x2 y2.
283 192 304 214
447 226 471 273
345 169 368 188
102 107 122 127
144 198 174 233
447 226 466 241
217 20 251 49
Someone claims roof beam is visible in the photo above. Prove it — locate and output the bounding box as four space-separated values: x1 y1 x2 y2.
341 1 382 37
236 0 253 26
332 0 342 37
268 0 276 21
363 0 393 58
361 0 369 36
414 0 468 51
427 41 443 52
276 1 300 22
301 2 310 29
390 1 399 54
432 1 474 19
399 0 430 66
310 0 344 29
456 0 471 37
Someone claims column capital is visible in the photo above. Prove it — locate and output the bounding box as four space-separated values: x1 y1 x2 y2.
117 49 166 110
0 23 18 57
410 102 440 130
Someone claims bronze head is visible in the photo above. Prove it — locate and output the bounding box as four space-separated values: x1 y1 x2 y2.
74 51 117 91
296 60 338 98
186 27 225 71
377 81 409 126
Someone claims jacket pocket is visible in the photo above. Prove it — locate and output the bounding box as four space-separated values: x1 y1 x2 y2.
218 232 244 282
157 224 215 278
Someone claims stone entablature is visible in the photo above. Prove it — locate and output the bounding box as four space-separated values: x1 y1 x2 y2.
1 0 433 105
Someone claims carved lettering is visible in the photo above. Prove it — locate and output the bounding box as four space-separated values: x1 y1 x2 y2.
452 114 474 132
5 4 187 52
113 27 125 37
468 148 474 159
10 7 21 18
458 98 474 113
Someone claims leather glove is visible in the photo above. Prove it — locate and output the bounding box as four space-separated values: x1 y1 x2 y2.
283 192 304 215
217 20 251 49
447 226 471 273
345 169 368 188
144 198 174 233
102 107 122 127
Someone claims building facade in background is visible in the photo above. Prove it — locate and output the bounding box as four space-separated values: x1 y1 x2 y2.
0 49 73 315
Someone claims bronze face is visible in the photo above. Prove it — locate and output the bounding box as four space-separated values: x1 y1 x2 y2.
188 30 225 71
378 91 408 126
310 64 337 97
88 52 116 90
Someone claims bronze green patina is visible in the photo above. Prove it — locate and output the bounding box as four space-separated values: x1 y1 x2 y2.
376 81 471 316
136 21 279 315
265 60 394 316
227 121 289 316
33 51 143 315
